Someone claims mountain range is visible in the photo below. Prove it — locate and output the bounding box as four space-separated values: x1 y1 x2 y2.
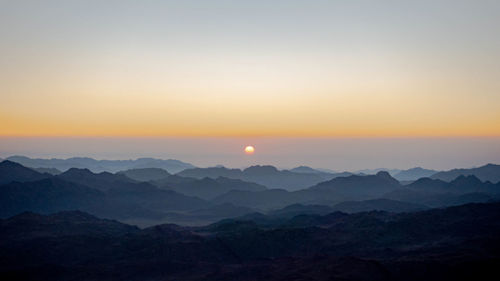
2 202 500 280
0 161 209 220
177 165 344 191
212 171 404 209
2 159 500 226
2 157 500 280
392 167 438 181
5 155 195 173
431 163 500 183
117 167 172 181
0 160 51 184
155 176 268 200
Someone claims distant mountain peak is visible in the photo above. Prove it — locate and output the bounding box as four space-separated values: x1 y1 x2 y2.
407 167 425 171
117 167 171 182
411 177 442 184
430 163 500 183
5 155 195 174
376 171 392 178
0 160 25 167
290 166 317 173
0 160 49 185
243 165 279 174
451 174 482 185
63 167 94 175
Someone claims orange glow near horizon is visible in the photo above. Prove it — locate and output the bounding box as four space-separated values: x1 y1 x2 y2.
1 92 499 138
1 54 499 138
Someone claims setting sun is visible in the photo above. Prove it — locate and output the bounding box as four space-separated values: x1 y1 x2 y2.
244 145 255 155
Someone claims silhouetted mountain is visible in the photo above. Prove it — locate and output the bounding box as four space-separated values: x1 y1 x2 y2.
2 202 500 280
0 162 211 221
157 176 267 200
405 177 450 191
383 175 500 207
177 166 242 178
289 166 356 181
355 168 402 175
6 155 195 173
307 171 402 201
0 176 212 221
178 165 331 191
5 155 500 280
57 168 136 191
212 172 403 210
406 174 500 194
0 160 50 185
117 167 171 181
393 167 438 181
430 163 500 183
0 162 274 225
0 178 104 218
332 198 427 213
205 202 500 256
289 165 326 173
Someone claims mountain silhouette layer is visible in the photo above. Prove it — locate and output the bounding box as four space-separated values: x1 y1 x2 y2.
6 155 195 173
1 202 500 280
430 163 500 183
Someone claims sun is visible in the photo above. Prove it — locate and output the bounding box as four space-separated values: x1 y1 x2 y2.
244 145 255 155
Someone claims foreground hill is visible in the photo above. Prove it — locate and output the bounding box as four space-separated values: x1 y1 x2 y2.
1 202 500 280
1 211 140 238
430 163 500 183
6 155 195 173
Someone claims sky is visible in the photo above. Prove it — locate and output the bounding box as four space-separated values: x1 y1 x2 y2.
0 0 499 169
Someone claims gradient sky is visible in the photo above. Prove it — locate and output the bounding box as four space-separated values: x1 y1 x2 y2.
0 1 499 169
1 0 499 137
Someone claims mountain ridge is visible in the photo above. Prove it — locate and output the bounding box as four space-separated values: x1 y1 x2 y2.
431 163 500 183
6 155 195 173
